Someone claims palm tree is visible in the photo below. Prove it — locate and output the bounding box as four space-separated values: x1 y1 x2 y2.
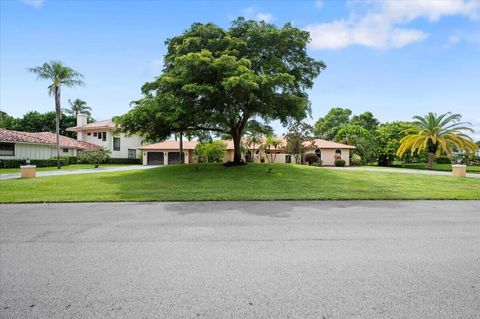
262 135 282 163
28 61 84 168
396 112 477 169
64 98 91 117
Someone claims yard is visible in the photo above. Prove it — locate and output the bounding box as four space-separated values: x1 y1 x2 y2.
0 164 134 174
1 163 478 203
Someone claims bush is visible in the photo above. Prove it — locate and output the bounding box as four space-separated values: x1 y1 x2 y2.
78 148 111 168
194 141 226 163
334 159 346 167
350 154 362 166
104 158 141 165
68 156 78 165
0 158 69 168
436 156 451 164
304 153 322 166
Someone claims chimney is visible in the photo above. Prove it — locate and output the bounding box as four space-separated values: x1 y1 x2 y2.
77 113 88 127
76 113 88 141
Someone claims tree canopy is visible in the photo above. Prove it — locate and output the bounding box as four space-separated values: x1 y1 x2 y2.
116 17 325 163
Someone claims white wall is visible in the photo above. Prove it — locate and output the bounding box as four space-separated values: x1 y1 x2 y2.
79 130 143 158
0 143 78 160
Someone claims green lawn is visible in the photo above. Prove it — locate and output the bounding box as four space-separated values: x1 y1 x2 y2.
1 163 478 203
391 163 480 173
0 164 135 174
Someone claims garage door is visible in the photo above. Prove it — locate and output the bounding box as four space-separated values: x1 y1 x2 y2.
168 152 181 164
147 152 164 165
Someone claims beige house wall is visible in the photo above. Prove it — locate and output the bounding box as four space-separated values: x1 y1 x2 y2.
0 143 78 160
142 148 352 166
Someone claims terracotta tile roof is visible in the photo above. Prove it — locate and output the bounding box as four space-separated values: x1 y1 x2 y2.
138 140 200 150
0 128 100 151
66 119 115 131
139 137 355 150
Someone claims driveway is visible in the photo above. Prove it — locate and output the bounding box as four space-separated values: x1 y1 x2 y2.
326 166 480 178
0 165 161 180
1 201 479 318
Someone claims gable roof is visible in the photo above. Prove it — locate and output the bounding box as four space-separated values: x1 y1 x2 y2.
66 119 115 132
0 128 100 150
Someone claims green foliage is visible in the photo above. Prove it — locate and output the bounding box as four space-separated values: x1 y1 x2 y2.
0 158 69 168
334 159 346 167
375 121 414 166
435 156 451 164
194 141 227 163
0 111 77 138
64 98 91 116
78 148 111 168
350 154 362 166
350 112 379 131
117 17 325 163
304 153 322 166
284 121 315 164
103 158 142 165
262 135 282 163
314 107 352 140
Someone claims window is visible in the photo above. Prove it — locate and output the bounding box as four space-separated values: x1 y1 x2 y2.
87 132 91 136
285 154 291 163
0 142 14 156
63 148 69 153
128 149 136 159
93 132 97 137
97 132 102 139
315 148 322 158
334 149 342 160
113 137 121 151
102 132 107 141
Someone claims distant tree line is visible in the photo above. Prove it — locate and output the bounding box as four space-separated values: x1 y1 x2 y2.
0 110 93 139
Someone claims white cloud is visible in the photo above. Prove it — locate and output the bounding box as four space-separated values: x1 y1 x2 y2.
242 7 274 23
20 0 45 8
255 12 274 23
306 0 480 50
315 0 324 10
448 34 461 45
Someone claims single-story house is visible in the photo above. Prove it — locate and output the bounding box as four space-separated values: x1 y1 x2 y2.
139 137 355 166
0 128 99 160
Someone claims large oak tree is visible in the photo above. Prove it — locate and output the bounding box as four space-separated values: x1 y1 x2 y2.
117 18 325 164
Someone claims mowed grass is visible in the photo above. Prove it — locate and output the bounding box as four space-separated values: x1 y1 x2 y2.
392 163 480 173
0 164 135 174
1 163 479 203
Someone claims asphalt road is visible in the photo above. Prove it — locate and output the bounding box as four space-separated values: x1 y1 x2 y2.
1 201 479 318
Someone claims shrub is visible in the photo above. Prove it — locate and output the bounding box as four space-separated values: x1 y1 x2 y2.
350 154 362 166
436 156 451 164
79 147 111 168
0 158 69 168
334 159 346 167
194 141 226 163
304 153 322 166
104 158 141 165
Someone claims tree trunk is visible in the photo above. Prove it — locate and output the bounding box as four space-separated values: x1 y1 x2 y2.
233 132 242 164
55 86 61 169
427 152 435 170
179 131 184 164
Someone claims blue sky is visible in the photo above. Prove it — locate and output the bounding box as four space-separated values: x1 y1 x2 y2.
1 0 479 139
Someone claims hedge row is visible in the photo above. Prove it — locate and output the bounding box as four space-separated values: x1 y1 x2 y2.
0 158 70 168
0 157 141 168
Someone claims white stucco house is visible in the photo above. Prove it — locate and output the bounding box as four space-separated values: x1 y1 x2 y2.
66 114 143 159
0 128 99 160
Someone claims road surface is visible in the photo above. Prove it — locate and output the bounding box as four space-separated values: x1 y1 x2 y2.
1 201 479 318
